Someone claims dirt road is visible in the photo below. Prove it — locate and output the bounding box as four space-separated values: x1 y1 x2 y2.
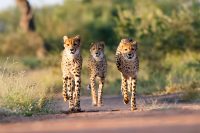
0 95 200 133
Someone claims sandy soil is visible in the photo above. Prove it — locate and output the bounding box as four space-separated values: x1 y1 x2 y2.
0 95 200 133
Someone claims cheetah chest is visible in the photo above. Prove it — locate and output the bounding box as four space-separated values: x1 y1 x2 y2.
62 58 81 77
121 60 138 77
91 60 106 78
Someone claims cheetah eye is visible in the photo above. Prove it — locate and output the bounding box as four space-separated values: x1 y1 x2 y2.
98 48 101 50
124 49 127 51
132 48 135 50
66 44 69 46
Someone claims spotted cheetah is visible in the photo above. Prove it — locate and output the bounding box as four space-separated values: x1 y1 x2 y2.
88 41 107 107
61 35 82 112
115 38 139 111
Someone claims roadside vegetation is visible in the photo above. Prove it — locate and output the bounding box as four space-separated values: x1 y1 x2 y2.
0 0 199 115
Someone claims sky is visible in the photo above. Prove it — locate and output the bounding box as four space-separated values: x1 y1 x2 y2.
0 0 64 11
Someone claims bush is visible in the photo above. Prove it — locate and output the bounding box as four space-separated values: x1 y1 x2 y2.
22 57 41 69
164 52 200 99
0 60 52 116
0 32 45 57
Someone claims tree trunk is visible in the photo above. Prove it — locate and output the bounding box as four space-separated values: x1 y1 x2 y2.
16 0 35 32
16 0 47 58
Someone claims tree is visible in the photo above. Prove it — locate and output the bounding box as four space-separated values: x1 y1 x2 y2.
16 0 35 32
16 0 46 58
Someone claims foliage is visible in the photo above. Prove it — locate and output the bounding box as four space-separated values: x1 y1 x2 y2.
0 32 44 57
0 0 199 104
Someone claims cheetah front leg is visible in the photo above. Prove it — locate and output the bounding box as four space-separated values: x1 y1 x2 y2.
121 74 129 104
97 77 104 107
90 76 97 106
73 74 81 112
127 77 132 93
131 77 137 111
67 77 74 111
62 77 69 101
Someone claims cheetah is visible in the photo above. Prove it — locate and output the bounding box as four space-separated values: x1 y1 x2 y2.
115 38 139 111
61 35 82 112
88 41 107 107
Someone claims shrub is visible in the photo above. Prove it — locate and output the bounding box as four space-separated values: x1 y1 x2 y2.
0 60 50 116
0 32 45 57
164 52 200 100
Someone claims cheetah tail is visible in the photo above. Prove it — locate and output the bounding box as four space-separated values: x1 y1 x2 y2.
87 84 91 91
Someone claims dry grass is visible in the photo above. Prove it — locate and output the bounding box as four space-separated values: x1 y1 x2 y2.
0 50 199 116
138 98 174 111
0 59 55 116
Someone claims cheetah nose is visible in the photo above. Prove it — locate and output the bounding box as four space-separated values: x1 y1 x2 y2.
70 49 74 52
95 52 98 55
128 53 131 56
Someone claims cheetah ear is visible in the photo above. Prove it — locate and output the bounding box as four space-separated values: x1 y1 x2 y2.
90 42 95 53
119 39 126 47
133 41 139 49
133 41 138 50
74 35 81 42
63 36 68 42
133 40 137 45
120 39 126 43
90 42 95 48
100 41 105 49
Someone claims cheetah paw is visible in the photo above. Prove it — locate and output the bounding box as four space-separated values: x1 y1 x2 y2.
92 102 97 106
97 103 103 107
74 107 82 112
123 98 129 104
64 97 69 102
131 107 137 111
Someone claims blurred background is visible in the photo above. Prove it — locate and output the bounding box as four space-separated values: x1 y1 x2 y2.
0 0 199 116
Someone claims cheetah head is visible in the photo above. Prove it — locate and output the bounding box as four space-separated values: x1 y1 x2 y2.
119 38 138 60
63 35 81 57
90 41 105 61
